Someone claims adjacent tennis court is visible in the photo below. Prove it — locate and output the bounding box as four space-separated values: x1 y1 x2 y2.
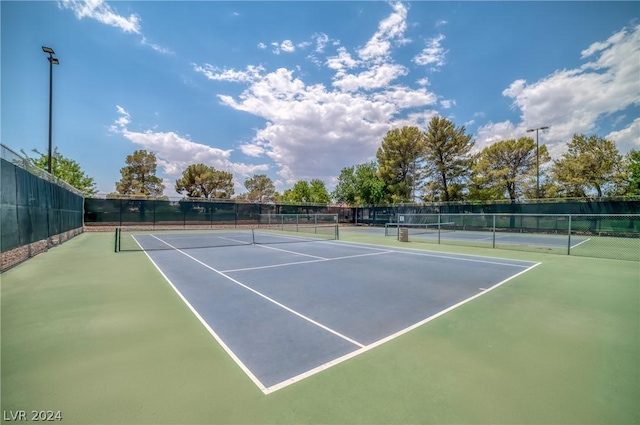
126 227 538 393
381 223 590 249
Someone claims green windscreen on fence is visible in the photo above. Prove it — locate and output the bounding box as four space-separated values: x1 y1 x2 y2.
84 198 350 227
0 145 84 271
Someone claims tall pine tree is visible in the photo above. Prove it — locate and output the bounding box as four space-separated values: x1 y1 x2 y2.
422 116 474 202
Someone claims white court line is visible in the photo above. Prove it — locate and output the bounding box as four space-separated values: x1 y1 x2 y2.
255 229 335 244
131 235 268 393
149 235 365 351
218 236 252 245
474 234 512 242
221 251 393 273
257 243 327 260
318 240 532 268
264 261 542 394
570 237 592 249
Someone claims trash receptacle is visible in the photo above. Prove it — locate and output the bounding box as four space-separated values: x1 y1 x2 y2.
398 227 408 242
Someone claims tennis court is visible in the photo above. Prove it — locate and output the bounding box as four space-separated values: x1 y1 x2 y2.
3 230 639 424
124 227 538 393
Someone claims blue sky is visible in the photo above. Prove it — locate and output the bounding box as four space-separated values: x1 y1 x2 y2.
2 1 639 198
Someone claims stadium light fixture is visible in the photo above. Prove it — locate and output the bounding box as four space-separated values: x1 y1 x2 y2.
526 126 550 200
42 46 59 174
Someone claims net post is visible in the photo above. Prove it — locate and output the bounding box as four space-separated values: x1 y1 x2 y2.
567 214 572 255
335 224 339 240
114 228 119 252
251 228 256 245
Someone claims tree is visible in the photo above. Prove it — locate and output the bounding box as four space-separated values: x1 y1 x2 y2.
376 126 425 203
281 181 310 203
281 179 330 203
470 138 550 202
26 148 98 197
243 174 276 203
309 178 331 204
621 150 640 196
551 134 624 198
175 164 234 199
422 116 474 202
333 162 386 205
332 166 357 205
115 149 165 197
354 162 386 206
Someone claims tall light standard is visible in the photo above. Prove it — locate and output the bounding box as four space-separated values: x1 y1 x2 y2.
526 126 549 199
42 46 59 175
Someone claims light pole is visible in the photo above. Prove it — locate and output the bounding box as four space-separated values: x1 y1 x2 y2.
526 126 549 199
42 46 59 175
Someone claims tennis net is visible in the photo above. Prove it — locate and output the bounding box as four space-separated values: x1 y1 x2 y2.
259 213 338 226
115 224 339 252
385 222 456 237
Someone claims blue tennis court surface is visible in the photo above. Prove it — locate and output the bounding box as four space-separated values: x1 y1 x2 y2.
137 233 538 394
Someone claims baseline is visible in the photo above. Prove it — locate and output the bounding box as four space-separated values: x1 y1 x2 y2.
265 260 541 393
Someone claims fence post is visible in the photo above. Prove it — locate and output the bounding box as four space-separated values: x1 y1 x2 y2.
492 214 496 248
567 214 572 255
234 203 238 229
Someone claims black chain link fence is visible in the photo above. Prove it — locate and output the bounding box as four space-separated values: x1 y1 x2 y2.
387 212 639 262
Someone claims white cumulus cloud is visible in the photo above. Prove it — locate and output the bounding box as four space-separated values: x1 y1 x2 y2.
413 34 447 69
357 1 410 62
192 2 443 185
477 24 640 155
192 64 265 83
606 118 640 153
110 106 269 180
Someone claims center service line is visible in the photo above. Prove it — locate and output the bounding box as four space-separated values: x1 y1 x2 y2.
150 235 365 349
